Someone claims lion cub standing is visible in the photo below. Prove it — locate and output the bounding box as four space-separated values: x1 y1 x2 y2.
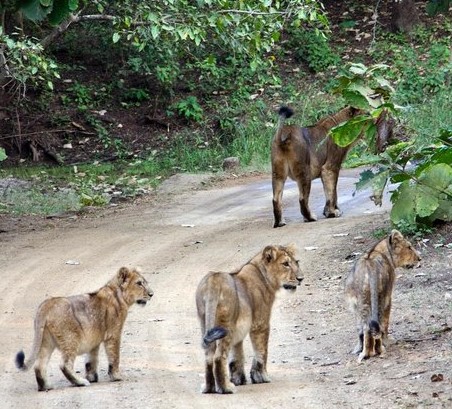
15 267 153 391
345 230 421 362
196 244 303 394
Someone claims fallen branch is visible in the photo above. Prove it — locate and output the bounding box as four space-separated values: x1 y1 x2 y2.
41 13 115 49
0 129 96 141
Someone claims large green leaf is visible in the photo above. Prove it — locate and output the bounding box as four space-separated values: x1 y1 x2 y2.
19 0 51 21
415 185 439 217
390 181 416 226
419 163 452 194
430 197 452 221
48 0 71 25
330 116 367 147
341 90 369 110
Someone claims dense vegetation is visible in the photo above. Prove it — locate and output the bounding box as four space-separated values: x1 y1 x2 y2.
0 1 451 233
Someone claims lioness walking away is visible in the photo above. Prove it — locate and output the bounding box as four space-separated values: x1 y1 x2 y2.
196 244 303 394
15 267 153 391
271 106 392 227
345 230 421 362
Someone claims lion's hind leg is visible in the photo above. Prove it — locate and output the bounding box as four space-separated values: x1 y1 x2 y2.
229 341 247 386
85 346 100 383
358 323 377 362
59 339 90 387
213 338 236 394
352 330 364 355
272 176 287 228
201 343 216 394
60 353 90 387
34 341 55 391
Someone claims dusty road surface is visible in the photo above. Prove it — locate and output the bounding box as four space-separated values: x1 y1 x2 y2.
1 169 451 409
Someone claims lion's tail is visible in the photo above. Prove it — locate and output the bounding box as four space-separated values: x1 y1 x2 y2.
16 305 47 371
278 106 294 129
203 327 228 348
369 270 381 337
201 281 229 348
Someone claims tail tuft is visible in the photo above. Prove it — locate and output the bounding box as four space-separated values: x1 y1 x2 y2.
15 350 26 370
278 106 294 119
369 320 381 337
202 327 228 348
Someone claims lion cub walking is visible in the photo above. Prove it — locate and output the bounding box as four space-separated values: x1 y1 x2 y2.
196 244 303 394
15 267 153 391
345 230 421 362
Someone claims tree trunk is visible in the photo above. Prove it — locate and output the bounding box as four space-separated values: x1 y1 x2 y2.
391 0 420 33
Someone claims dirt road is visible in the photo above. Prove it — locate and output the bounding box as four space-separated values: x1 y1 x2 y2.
1 170 451 408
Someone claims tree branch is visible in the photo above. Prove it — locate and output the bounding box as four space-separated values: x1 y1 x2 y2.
40 14 115 49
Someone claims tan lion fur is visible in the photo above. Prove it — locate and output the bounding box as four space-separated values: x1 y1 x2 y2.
344 230 421 362
15 267 153 391
271 106 393 227
195 244 303 394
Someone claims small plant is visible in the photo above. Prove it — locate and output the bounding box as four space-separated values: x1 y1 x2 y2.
173 96 203 122
0 148 6 162
121 87 150 104
288 27 341 73
66 82 94 110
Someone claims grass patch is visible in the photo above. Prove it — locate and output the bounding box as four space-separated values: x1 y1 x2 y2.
1 186 82 216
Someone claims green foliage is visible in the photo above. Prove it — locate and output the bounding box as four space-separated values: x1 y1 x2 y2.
17 0 79 24
426 0 451 16
330 63 395 149
172 96 203 123
65 81 94 110
288 27 341 73
394 43 451 104
370 30 452 105
356 128 452 233
332 63 452 233
121 87 150 104
0 148 7 162
0 30 60 95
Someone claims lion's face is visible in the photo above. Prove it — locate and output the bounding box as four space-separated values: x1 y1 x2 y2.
118 267 154 306
389 230 421 268
264 244 303 291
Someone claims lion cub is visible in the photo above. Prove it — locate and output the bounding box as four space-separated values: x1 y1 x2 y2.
15 267 153 391
345 230 421 362
196 244 303 394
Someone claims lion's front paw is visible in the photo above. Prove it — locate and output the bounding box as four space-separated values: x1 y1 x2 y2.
201 383 216 394
216 382 236 394
324 208 341 218
230 372 247 386
109 373 122 382
250 369 270 384
86 372 98 383
273 221 286 228
74 378 91 387
304 214 317 222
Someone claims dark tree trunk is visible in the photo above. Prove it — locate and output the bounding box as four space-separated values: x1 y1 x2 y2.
391 0 420 32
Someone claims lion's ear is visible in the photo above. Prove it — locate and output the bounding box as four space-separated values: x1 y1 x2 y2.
285 243 297 256
263 245 277 263
389 229 404 246
117 267 131 284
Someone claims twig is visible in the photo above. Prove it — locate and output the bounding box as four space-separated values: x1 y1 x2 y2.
0 129 95 141
369 0 382 51
388 370 428 380
319 361 341 367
